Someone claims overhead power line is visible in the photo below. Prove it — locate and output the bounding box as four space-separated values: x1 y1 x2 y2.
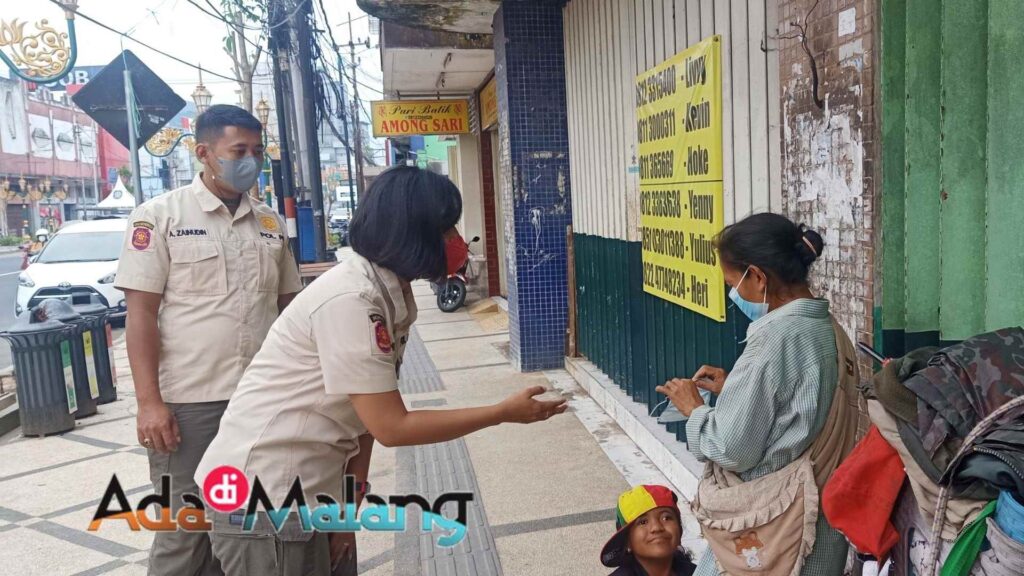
185 0 268 54
48 0 244 84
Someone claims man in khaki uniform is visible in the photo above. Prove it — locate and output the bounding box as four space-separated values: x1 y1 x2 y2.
115 104 302 576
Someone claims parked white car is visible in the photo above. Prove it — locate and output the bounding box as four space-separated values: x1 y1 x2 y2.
16 218 129 315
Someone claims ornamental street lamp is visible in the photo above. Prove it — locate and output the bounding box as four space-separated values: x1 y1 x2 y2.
0 0 79 84
146 71 211 157
256 96 270 128
191 68 212 116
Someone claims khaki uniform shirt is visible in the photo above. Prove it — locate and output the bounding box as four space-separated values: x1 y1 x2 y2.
114 175 303 403
195 253 416 505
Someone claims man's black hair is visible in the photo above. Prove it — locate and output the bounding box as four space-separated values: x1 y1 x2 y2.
194 104 262 143
349 166 462 280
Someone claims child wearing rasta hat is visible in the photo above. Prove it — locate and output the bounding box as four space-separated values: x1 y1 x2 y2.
601 485 696 576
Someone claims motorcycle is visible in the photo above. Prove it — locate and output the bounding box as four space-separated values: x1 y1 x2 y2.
432 236 480 312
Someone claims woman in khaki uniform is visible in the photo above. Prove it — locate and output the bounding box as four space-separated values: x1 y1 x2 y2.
196 166 567 576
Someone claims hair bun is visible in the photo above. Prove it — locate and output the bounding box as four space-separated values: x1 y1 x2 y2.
794 225 824 267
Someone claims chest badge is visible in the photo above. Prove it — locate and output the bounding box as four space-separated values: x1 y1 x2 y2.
258 215 279 232
369 313 393 354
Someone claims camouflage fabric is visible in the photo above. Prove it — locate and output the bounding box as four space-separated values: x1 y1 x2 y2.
903 327 1024 455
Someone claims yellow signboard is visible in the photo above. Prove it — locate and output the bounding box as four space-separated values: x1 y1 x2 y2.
371 99 470 137
480 76 498 130
637 35 726 322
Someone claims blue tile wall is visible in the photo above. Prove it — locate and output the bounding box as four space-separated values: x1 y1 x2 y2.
494 1 572 372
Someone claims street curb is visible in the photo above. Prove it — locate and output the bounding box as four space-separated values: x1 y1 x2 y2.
0 246 22 254
0 394 18 437
565 356 702 500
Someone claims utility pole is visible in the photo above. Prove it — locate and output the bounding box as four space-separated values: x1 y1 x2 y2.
347 13 366 202
336 52 356 217
269 0 299 259
295 0 327 262
123 69 144 205
91 120 100 203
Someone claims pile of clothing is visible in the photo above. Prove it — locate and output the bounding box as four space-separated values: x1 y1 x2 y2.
822 327 1024 575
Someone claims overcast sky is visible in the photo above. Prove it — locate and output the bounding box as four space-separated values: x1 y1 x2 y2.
11 0 383 104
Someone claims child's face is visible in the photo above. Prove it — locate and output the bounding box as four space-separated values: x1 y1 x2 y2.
628 507 682 561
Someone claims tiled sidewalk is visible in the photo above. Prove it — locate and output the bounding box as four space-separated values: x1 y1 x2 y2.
0 283 705 575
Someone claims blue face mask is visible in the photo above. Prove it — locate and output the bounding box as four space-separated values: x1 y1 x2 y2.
729 267 769 321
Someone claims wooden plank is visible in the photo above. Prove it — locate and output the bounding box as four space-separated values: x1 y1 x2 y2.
723 0 746 225
652 0 665 62
626 0 642 243
564 1 580 234
747 0 769 216
663 0 676 56
939 0 987 340
985 0 1024 329
602 0 617 240
700 0 714 39
674 0 688 53
610 0 626 242
644 0 655 64
765 0 783 212
587 0 599 238
687 0 701 47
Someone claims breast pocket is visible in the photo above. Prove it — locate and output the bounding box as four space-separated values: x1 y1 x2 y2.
256 242 283 293
168 241 227 296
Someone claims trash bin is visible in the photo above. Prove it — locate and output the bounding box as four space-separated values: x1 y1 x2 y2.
73 304 117 405
34 300 97 419
0 317 77 436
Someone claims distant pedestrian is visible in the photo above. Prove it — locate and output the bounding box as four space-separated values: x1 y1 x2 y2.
656 213 861 576
115 104 302 576
600 485 696 576
196 166 568 576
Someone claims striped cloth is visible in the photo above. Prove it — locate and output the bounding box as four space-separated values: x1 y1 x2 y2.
685 298 849 576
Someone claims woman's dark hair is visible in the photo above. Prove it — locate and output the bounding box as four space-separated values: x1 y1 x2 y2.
349 166 462 280
714 213 824 286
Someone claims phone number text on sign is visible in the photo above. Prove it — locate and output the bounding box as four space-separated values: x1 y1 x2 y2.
636 35 726 322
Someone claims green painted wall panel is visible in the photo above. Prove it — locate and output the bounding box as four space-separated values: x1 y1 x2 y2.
881 0 1024 350
903 0 942 335
939 0 988 340
880 0 908 352
984 1 1024 328
574 233 747 443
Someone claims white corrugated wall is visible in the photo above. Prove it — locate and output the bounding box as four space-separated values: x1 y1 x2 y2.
564 0 782 241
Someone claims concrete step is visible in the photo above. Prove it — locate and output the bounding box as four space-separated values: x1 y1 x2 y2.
0 396 19 438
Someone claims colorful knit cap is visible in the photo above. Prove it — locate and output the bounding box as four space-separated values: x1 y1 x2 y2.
601 485 680 567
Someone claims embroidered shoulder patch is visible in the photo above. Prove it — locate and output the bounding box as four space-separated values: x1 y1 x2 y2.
258 215 279 232
369 313 393 354
131 227 152 251
133 220 154 230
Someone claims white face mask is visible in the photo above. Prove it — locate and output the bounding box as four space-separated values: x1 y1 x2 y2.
728 267 768 321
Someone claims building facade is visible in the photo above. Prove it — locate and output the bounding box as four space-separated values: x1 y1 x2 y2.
361 0 1024 492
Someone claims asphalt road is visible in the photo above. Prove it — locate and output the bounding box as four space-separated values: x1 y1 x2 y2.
0 250 125 370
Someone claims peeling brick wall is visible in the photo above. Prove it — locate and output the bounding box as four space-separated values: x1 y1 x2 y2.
778 0 877 364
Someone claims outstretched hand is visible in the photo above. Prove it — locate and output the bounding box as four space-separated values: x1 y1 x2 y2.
498 386 569 423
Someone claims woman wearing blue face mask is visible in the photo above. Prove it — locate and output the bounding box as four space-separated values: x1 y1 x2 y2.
657 213 857 576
